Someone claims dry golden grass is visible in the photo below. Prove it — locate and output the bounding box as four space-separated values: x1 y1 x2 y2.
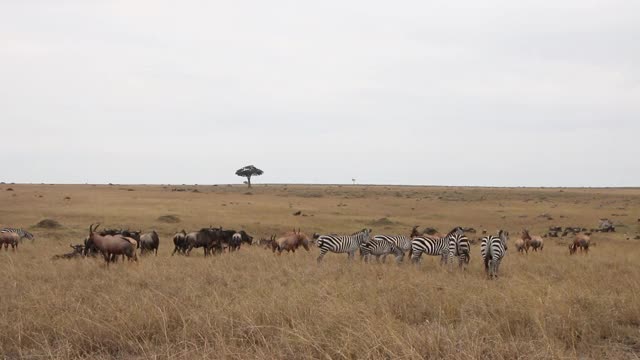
1 184 639 359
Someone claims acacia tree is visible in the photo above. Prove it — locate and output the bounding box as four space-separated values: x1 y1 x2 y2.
235 165 263 188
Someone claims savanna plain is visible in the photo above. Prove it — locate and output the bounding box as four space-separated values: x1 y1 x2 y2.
1 184 639 359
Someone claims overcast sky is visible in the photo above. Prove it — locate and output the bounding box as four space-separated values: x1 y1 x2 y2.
1 1 638 186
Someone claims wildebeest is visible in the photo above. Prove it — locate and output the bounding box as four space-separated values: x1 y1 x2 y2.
85 224 137 264
139 230 160 256
172 230 187 256
274 229 311 254
238 230 253 246
569 233 590 255
522 229 544 252
51 244 85 260
229 233 242 252
186 228 223 256
0 232 19 251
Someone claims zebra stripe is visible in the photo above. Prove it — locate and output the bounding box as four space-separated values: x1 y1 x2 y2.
411 227 464 264
1 228 34 241
481 230 509 279
359 238 402 263
317 229 371 263
375 234 412 262
447 232 471 268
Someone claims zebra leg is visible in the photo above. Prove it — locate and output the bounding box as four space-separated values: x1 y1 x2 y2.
316 249 328 263
347 251 355 261
411 251 421 264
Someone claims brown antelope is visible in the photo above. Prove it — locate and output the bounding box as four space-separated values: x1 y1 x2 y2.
514 237 527 254
569 233 590 255
522 229 544 252
86 224 137 264
0 232 19 251
274 229 311 254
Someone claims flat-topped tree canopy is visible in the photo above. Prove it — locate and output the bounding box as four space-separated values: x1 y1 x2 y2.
235 165 263 188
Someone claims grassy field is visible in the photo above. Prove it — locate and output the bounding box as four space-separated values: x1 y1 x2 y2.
0 184 639 359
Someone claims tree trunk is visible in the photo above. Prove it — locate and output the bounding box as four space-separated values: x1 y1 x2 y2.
247 176 252 188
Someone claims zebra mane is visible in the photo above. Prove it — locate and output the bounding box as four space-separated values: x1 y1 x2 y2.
351 229 369 236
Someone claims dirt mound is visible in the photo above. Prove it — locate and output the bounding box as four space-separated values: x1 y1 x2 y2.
35 219 62 229
367 217 395 226
157 215 181 223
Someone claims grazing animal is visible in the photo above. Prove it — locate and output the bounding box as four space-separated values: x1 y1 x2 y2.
274 229 311 254
186 228 223 256
172 230 187 256
410 227 464 264
359 237 402 263
316 229 371 263
448 231 470 269
481 230 509 279
0 228 34 242
522 229 544 252
514 238 527 254
0 232 20 251
139 230 160 256
229 233 242 252
85 224 137 264
216 228 238 253
375 234 412 262
52 244 85 260
258 235 276 249
238 230 253 246
569 233 590 255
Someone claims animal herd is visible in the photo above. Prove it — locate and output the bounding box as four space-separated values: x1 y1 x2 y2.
2 223 593 279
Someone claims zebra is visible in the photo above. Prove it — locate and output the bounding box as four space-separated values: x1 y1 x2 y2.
410 227 464 264
359 237 403 263
481 230 509 279
374 234 412 262
316 229 371 263
447 232 471 269
1 228 34 242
